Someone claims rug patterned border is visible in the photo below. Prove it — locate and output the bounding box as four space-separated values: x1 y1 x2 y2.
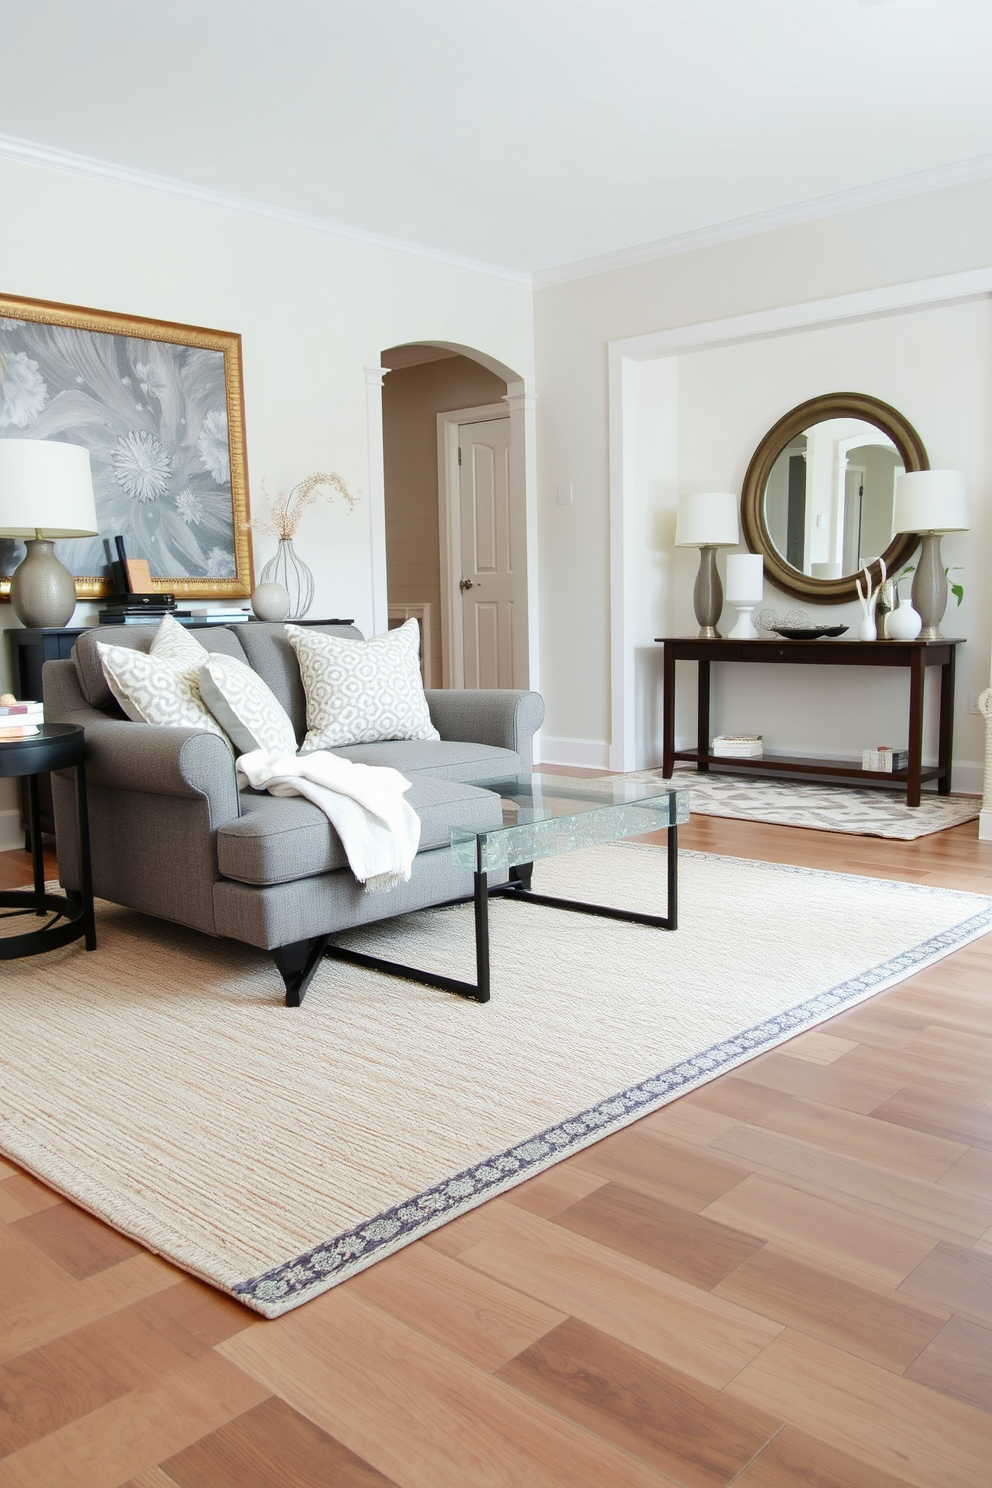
233 852 992 1316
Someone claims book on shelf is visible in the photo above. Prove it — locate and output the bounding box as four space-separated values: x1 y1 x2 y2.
862 747 909 773
99 611 192 624
188 608 251 622
712 733 763 759
101 593 176 611
0 702 43 717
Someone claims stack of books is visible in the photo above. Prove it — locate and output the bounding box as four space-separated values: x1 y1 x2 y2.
712 733 763 759
862 747 909 773
188 606 251 624
99 594 189 624
0 701 44 740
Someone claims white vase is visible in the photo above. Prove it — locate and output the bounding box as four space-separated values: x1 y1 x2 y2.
886 593 923 640
857 615 877 642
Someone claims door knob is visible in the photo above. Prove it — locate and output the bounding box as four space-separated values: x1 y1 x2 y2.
459 579 475 591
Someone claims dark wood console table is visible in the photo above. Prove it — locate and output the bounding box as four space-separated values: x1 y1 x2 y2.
656 636 962 808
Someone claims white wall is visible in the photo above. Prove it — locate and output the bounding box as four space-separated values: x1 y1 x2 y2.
0 155 534 843
535 177 992 782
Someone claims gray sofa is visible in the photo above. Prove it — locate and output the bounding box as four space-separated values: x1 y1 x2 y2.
42 621 544 1004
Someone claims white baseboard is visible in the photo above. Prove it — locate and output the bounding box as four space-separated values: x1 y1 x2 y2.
0 808 23 852
536 735 611 770
980 807 992 842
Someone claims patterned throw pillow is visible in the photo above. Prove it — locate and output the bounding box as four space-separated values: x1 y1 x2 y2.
198 652 298 757
97 615 230 744
287 619 439 752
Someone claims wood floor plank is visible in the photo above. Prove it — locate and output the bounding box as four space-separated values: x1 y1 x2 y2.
496 1316 782 1488
345 1241 566 1371
0 1351 270 1488
218 1290 677 1488
700 1175 938 1289
553 1180 765 1288
0 1174 64 1218
638 1101 740 1147
726 1327 992 1488
712 1244 947 1372
733 1424 919 1488
825 1007 931 1053
872 1086 992 1152
11 1202 142 1281
937 1146 992 1198
682 1078 793 1122
143 1281 255 1349
162 1396 398 1487
777 1031 858 1065
119 1470 183 1488
708 1053 904 1115
709 1123 992 1244
898 1240 992 1324
0 1253 180 1367
450 1199 783 1388
570 1127 751 1212
501 1165 606 1217
903 1314 992 1413
837 1043 990 1100
748 1096 968 1181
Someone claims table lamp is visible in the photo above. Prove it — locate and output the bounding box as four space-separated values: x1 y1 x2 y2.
725 552 764 639
0 440 98 628
893 470 968 641
675 492 739 638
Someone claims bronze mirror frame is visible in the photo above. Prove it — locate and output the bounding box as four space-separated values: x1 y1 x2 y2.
740 391 928 605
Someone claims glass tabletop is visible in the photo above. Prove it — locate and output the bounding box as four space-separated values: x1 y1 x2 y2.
451 773 690 872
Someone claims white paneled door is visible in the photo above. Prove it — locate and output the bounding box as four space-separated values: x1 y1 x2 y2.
457 417 519 688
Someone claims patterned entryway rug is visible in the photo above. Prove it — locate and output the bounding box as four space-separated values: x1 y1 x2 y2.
622 769 981 839
1 844 989 1317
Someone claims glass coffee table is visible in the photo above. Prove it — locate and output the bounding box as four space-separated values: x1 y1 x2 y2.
327 773 690 1003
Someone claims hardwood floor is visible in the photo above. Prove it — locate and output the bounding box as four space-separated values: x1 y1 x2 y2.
1 812 990 1486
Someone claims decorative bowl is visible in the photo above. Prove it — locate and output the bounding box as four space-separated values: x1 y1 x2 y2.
770 625 849 640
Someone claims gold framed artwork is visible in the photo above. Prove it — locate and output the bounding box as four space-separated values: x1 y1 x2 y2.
0 291 253 600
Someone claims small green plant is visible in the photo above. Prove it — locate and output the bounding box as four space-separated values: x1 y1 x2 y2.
895 564 964 606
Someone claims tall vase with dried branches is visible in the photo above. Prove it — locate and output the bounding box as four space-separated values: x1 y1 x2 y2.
244 472 359 620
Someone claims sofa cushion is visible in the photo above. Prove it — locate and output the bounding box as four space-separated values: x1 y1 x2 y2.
288 620 439 751
234 622 364 741
74 621 248 710
217 776 503 886
198 651 297 755
96 618 231 745
333 739 520 781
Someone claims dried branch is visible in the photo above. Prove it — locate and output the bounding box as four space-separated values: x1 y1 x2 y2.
242 471 360 540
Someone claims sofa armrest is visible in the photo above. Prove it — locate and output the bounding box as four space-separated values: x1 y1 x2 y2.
43 657 239 828
424 690 544 771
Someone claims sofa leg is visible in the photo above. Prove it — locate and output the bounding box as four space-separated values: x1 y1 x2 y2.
272 935 331 1006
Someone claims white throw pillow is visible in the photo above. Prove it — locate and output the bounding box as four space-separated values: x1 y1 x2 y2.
287 619 439 752
198 651 298 756
97 614 230 744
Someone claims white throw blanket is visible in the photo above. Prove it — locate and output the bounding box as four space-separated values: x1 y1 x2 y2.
236 749 421 893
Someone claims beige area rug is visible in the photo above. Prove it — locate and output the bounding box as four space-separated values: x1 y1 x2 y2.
1 844 989 1317
621 768 982 839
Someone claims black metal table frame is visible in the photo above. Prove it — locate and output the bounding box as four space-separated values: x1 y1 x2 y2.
321 820 679 1005
0 725 96 959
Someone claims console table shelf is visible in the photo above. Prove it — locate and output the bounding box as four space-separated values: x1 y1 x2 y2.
656 636 962 808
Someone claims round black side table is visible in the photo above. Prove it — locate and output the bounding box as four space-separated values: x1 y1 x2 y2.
0 723 96 958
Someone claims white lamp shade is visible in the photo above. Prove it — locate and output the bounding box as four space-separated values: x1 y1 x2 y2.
893 470 968 535
0 439 98 537
725 552 764 604
675 491 739 547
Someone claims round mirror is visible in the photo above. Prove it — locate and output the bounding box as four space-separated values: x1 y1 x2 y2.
740 392 928 604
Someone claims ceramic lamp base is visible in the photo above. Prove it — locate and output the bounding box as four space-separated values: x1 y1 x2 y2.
9 539 78 628
727 605 759 640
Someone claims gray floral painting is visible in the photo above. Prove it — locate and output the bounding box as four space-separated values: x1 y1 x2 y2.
0 307 247 591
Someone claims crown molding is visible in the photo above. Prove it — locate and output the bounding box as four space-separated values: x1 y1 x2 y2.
533 152 992 290
0 132 532 290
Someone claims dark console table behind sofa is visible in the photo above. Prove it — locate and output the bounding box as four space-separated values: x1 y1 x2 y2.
656 636 962 808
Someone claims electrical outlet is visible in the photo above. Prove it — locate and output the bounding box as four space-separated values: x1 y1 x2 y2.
556 483 573 507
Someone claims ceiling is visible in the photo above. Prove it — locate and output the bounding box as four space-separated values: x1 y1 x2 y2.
2 0 991 278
